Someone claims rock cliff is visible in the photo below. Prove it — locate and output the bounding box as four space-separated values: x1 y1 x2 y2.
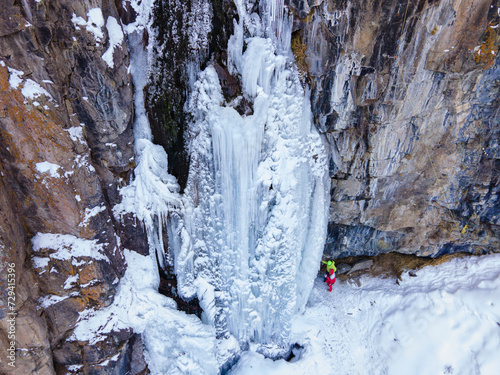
289 0 500 257
0 0 147 373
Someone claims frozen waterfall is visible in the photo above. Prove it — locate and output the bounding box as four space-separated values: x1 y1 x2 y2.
113 0 330 369
170 0 330 355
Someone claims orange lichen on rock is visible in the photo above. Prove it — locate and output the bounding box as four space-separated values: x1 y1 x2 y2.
82 284 109 304
291 32 310 79
0 65 84 234
79 262 102 285
474 22 499 69
78 261 109 305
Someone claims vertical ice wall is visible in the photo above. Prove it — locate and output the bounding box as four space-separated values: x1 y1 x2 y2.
110 1 219 374
114 0 182 263
172 0 330 355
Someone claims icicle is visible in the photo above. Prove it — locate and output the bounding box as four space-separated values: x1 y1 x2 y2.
259 0 293 53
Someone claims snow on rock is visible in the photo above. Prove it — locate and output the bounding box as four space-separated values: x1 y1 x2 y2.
6 66 52 102
102 16 124 68
65 126 86 144
230 254 500 375
32 256 50 271
63 274 79 290
71 249 219 375
73 154 95 173
7 67 23 89
38 294 70 309
31 233 109 262
21 78 53 101
71 8 105 43
79 205 106 227
35 161 61 177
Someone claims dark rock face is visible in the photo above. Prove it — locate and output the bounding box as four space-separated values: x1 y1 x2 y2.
290 0 500 257
145 0 237 191
0 0 147 373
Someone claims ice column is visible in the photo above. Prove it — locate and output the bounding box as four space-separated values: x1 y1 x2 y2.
173 0 330 353
261 0 292 53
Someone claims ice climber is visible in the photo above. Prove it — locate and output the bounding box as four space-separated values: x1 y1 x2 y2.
326 269 336 292
322 260 336 273
323 260 337 292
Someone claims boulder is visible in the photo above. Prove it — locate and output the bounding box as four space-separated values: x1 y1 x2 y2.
347 260 374 275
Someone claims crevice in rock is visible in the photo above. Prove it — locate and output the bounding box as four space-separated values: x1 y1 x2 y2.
155 252 203 318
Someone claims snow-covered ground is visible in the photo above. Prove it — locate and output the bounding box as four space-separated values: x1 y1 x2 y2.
230 254 500 375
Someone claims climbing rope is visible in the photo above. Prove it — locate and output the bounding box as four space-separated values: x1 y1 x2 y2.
396 0 462 234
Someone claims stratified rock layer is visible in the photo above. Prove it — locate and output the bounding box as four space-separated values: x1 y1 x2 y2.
0 0 147 373
290 0 500 257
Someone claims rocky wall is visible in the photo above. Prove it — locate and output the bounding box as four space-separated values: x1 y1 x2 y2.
0 0 148 373
144 0 237 191
289 0 500 257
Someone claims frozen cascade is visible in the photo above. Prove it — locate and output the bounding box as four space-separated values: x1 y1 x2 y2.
77 0 329 371
172 0 330 356
104 1 219 374
114 1 182 263
260 0 292 53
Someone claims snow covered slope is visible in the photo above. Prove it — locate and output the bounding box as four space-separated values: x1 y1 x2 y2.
230 254 500 374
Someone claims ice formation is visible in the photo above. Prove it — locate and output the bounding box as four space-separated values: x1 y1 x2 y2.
107 1 219 373
114 0 182 264
171 0 330 355
109 0 329 371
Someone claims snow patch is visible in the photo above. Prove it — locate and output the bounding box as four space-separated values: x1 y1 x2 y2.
102 16 124 68
32 233 109 262
71 249 219 374
32 256 50 269
71 8 105 43
65 126 86 144
64 274 79 290
6 66 53 102
7 67 23 89
79 205 106 227
72 258 86 267
38 294 69 309
21 79 52 101
74 154 96 173
35 161 61 177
